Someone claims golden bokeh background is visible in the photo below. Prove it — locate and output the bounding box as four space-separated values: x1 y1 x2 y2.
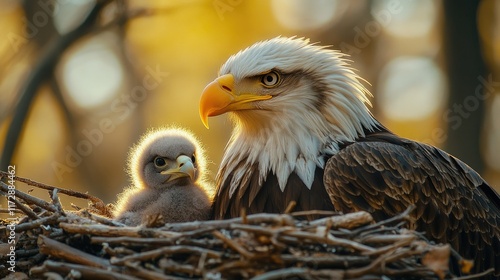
0 0 499 211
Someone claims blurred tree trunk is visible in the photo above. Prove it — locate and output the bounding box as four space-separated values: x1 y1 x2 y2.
443 0 486 172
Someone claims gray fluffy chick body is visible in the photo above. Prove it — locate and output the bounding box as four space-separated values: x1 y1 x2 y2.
113 128 213 226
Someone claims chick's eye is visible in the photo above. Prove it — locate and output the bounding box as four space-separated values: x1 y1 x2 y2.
191 154 196 164
154 157 167 168
261 71 280 87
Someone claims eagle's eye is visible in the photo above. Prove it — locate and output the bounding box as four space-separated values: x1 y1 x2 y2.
261 71 280 87
154 157 167 168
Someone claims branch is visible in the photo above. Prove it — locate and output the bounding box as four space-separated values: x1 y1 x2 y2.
308 210 373 229
59 222 181 238
111 245 222 266
30 260 140 280
161 213 295 232
0 181 57 212
0 170 110 216
38 235 111 268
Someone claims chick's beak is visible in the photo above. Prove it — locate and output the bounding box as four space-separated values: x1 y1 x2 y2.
161 155 195 182
199 74 272 128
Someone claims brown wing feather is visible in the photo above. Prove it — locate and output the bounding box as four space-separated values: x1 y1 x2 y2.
324 133 500 276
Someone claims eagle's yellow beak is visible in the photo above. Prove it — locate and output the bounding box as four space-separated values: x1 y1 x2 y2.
199 74 272 128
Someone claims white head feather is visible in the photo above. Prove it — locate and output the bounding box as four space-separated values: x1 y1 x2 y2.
217 37 379 195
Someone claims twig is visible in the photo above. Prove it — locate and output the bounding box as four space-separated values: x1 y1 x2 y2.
284 201 297 214
284 230 375 252
308 211 373 229
38 235 111 268
363 236 417 256
161 213 295 232
352 205 415 236
229 223 293 236
212 230 256 259
0 170 110 216
0 181 57 212
158 258 202 276
14 213 60 232
0 208 24 214
290 210 339 217
454 268 495 280
211 259 255 275
252 267 346 280
50 189 64 214
59 222 181 238
125 261 187 280
111 245 222 266
360 234 416 244
0 190 38 219
91 236 175 246
280 254 371 268
78 209 123 226
251 267 310 280
30 260 140 280
15 248 40 258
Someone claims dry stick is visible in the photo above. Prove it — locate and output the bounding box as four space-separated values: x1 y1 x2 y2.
252 267 345 280
14 213 60 232
124 261 184 280
345 245 423 279
16 253 46 271
0 208 23 214
111 245 222 266
161 213 295 232
228 223 294 250
353 205 415 236
91 236 176 246
59 222 181 238
15 248 40 258
230 224 294 236
455 268 495 280
102 243 136 257
0 190 38 219
290 210 339 217
283 200 297 214
254 268 315 280
212 259 256 275
360 234 416 244
363 236 417 256
50 189 64 214
212 230 255 259
30 260 140 280
0 170 110 216
308 211 373 229
78 209 123 226
0 170 103 204
92 232 224 247
285 230 375 252
38 235 111 268
280 254 371 267
383 247 422 264
0 181 57 212
159 258 202 276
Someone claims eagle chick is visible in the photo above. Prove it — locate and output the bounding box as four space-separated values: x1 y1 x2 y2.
113 128 212 226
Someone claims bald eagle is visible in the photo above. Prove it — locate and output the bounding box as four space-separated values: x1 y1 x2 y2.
199 37 500 276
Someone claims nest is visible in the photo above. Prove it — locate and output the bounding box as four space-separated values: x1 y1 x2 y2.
0 171 484 280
